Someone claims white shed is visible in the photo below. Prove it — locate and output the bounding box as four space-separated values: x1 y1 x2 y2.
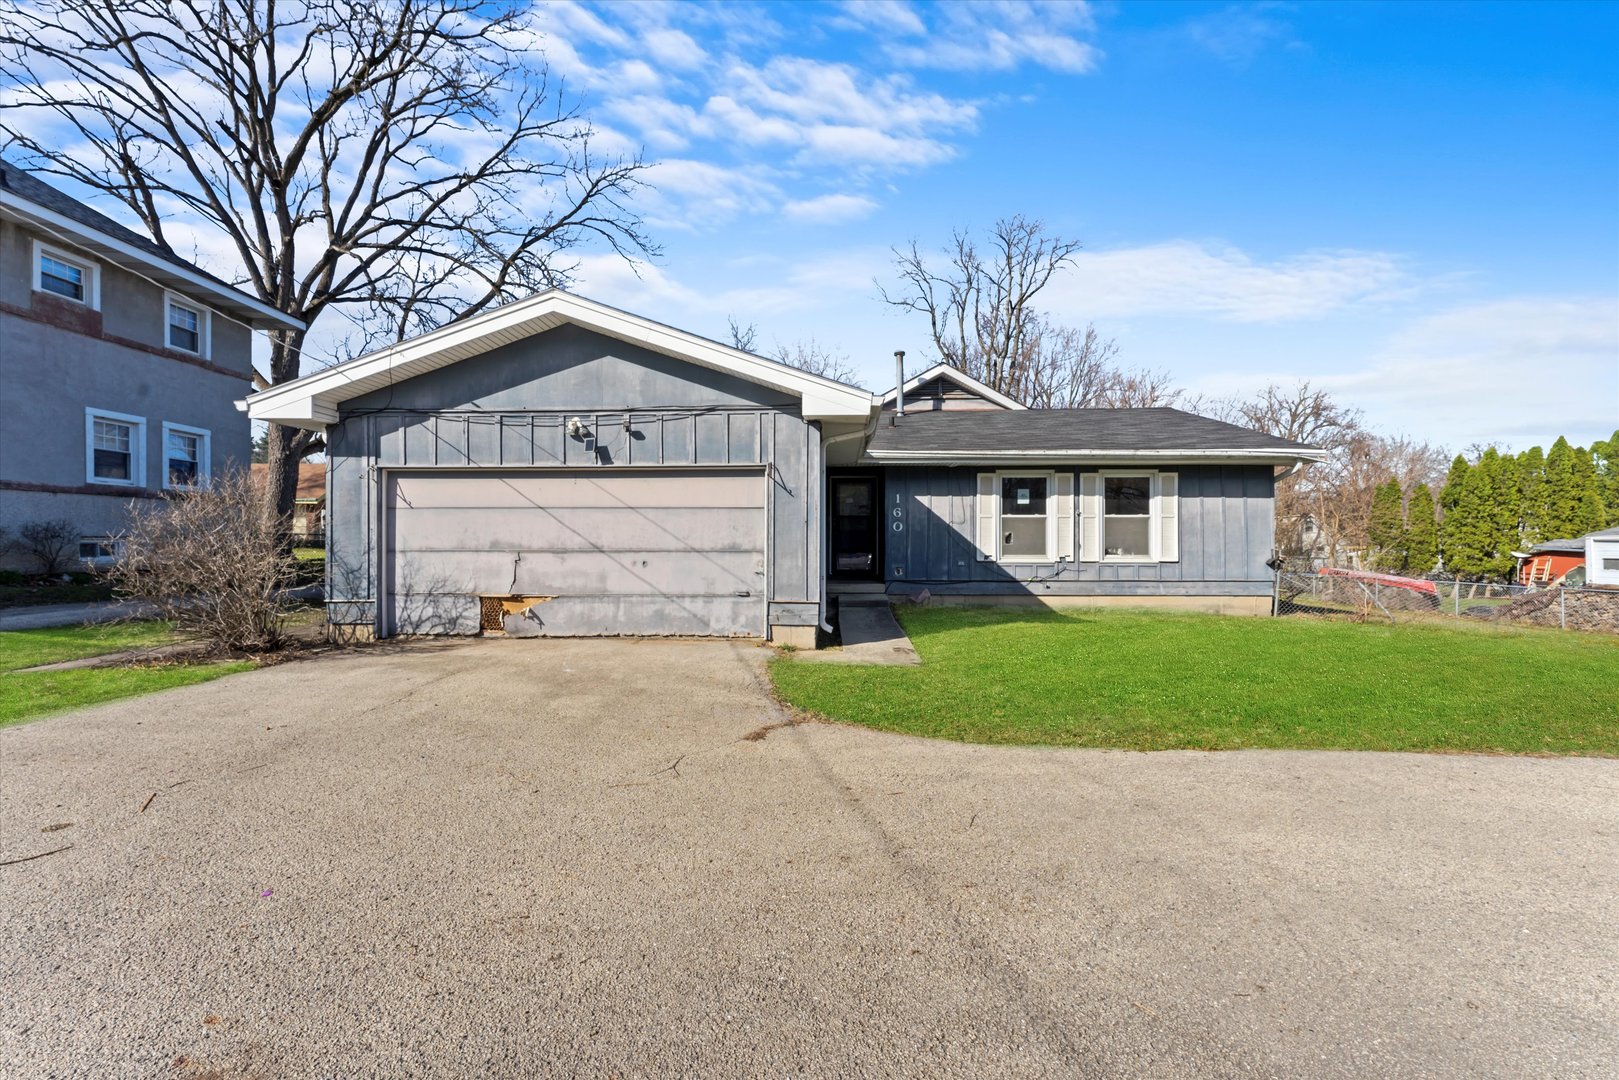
1585 526 1619 588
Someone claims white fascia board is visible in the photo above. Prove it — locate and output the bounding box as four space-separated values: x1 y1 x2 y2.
246 289 875 426
0 192 303 331
880 362 1027 410
865 447 1329 465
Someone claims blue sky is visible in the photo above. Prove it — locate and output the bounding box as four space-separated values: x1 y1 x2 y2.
537 0 1618 451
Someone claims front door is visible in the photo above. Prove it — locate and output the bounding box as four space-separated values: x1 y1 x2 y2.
829 476 880 579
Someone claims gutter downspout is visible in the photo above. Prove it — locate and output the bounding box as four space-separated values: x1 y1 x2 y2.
818 409 884 634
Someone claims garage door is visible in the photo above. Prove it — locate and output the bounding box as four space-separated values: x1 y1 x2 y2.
385 469 767 637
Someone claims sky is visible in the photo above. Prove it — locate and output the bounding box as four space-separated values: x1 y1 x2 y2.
10 0 1615 454
525 0 1619 453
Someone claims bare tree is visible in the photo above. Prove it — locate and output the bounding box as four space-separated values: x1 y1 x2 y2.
1205 382 1448 564
879 216 1082 396
108 470 300 652
725 316 863 386
0 0 654 525
769 340 862 387
16 519 78 575
1019 318 1185 409
726 316 759 353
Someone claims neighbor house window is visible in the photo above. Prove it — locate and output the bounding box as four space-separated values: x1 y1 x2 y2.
85 408 145 486
165 294 209 356
34 242 98 307
79 538 121 562
161 422 210 489
1000 474 1051 561
1102 474 1153 560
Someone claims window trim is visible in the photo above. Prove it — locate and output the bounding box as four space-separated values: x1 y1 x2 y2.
161 421 212 490
992 469 1058 564
85 407 145 487
79 537 124 565
1098 469 1159 563
164 291 212 358
33 240 100 309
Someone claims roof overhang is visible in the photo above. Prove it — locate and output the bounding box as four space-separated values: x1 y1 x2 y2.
880 362 1026 410
246 289 877 430
0 189 303 332
864 447 1331 466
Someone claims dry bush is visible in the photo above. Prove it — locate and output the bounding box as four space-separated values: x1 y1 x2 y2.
17 518 78 575
108 470 299 653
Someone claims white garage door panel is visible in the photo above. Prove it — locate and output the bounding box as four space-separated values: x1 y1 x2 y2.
385 469 767 637
389 506 765 554
390 471 764 509
391 549 765 597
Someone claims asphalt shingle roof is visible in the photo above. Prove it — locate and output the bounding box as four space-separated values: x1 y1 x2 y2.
865 407 1320 456
0 158 239 293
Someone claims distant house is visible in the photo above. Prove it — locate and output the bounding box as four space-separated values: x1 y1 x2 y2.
1515 538 1587 587
251 462 326 541
1515 526 1619 588
1585 526 1619 588
246 290 1323 644
0 159 303 568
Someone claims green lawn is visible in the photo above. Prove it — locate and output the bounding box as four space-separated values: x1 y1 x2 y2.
769 607 1619 755
0 622 253 728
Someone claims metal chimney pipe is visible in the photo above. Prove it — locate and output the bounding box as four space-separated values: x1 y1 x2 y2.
894 350 906 418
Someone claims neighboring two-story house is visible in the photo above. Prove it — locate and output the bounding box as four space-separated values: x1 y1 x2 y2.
0 160 302 568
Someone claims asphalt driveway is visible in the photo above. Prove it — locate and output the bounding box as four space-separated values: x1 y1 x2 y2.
1 639 1614 1079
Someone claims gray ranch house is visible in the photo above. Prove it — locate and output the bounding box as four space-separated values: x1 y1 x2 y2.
246 290 1323 646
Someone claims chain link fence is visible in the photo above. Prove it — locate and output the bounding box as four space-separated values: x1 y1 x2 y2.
1274 570 1619 634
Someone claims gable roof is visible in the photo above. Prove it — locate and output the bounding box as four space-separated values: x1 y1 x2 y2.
245 289 876 429
880 362 1025 411
0 159 301 331
863 407 1326 464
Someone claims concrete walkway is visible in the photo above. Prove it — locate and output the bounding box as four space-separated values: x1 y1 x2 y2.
0 599 160 631
0 585 323 632
798 597 921 665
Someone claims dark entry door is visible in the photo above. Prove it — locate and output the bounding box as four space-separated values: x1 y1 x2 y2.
830 476 880 579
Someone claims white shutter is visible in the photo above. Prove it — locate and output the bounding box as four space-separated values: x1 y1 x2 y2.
1055 471 1075 561
1079 472 1100 562
1157 472 1179 562
976 472 997 561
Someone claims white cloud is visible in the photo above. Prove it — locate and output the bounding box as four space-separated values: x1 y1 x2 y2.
832 0 927 38
1048 240 1411 322
1181 296 1619 449
782 193 879 224
883 1 1101 74
1326 296 1619 444
642 27 707 71
1184 4 1302 66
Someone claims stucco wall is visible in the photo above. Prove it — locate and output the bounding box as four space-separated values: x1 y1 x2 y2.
881 464 1276 597
0 218 253 566
325 324 824 637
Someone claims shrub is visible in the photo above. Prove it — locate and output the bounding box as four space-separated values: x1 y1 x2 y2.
17 519 79 575
107 470 299 652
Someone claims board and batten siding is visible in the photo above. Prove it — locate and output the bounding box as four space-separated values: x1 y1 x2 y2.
881 464 1275 596
322 324 823 636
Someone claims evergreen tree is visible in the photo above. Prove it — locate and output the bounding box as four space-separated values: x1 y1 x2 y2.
1571 447 1606 536
1405 484 1439 576
1592 429 1619 527
1444 450 1517 580
1438 454 1471 573
1439 454 1469 514
1516 445 1546 547
1542 437 1583 539
1481 448 1520 578
1367 479 1407 571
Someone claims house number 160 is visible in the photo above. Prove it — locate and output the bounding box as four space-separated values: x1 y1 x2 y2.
892 494 904 532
